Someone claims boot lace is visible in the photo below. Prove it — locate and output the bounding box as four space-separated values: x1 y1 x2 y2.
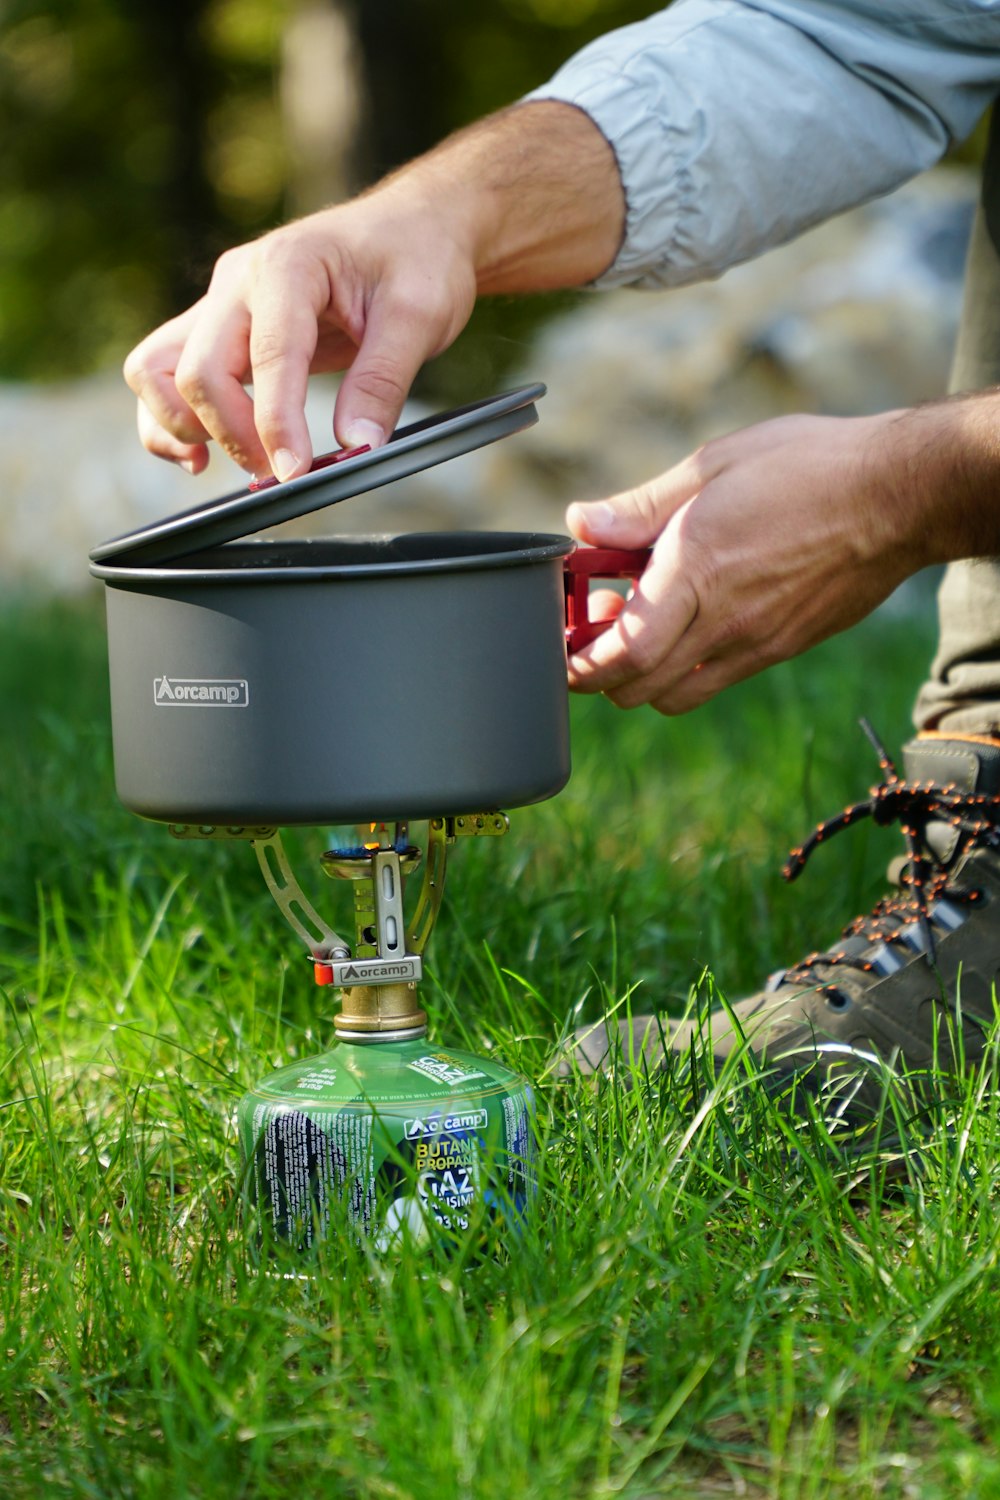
779 720 1000 989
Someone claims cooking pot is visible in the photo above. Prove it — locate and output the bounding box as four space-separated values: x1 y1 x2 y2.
89 388 649 826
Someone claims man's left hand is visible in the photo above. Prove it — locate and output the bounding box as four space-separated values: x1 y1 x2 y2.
565 410 927 714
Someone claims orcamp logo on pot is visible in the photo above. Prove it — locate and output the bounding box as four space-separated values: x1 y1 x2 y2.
153 675 250 708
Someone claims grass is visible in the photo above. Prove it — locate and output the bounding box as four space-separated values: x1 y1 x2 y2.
3 586 1000 1497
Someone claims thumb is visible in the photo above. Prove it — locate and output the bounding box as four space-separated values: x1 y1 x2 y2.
566 452 710 548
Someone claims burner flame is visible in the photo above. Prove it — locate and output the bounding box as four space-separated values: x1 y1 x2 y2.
326 822 410 858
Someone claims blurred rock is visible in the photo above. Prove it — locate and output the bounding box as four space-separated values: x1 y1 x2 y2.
0 169 975 592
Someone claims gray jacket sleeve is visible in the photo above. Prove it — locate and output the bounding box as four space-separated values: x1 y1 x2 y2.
524 0 1000 288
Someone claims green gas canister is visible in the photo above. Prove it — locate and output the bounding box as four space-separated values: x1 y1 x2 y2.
238 1036 536 1252
175 816 536 1254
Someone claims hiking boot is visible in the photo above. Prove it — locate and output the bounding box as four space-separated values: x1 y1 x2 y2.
564 728 1000 1113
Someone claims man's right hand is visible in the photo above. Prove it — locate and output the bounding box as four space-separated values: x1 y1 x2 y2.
123 184 479 482
123 102 625 484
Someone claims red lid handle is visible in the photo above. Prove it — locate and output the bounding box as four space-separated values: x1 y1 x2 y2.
248 443 372 493
564 547 652 654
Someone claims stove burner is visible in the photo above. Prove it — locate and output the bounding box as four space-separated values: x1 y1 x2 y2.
172 814 508 1031
325 824 413 858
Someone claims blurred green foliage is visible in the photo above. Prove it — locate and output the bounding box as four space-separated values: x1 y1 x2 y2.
0 0 986 399
0 0 658 386
0 0 287 378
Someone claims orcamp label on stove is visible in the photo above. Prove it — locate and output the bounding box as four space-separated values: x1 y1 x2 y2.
153 675 250 707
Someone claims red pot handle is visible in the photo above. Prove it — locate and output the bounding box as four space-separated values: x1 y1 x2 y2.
564 547 653 654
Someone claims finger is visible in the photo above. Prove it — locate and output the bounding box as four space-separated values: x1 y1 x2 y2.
134 370 213 448
611 625 787 715
174 303 269 476
124 306 213 448
332 283 450 448
586 588 627 629
570 640 713 714
123 303 200 399
247 284 322 481
567 536 700 693
645 651 765 716
136 401 210 473
605 654 714 714
566 446 722 549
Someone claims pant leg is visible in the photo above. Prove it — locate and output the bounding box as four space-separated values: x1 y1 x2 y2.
912 108 1000 737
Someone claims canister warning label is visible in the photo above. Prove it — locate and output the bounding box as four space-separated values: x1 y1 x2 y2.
502 1093 536 1203
249 1103 375 1248
293 1067 339 1093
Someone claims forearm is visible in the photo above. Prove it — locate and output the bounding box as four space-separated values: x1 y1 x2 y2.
371 101 626 295
876 392 1000 568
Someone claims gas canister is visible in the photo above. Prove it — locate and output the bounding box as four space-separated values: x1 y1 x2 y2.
238 1036 536 1252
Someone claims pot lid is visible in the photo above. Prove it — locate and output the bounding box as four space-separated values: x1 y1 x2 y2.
89 531 576 583
90 383 545 567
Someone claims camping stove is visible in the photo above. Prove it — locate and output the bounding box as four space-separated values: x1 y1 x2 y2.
171 814 535 1253
91 388 653 1256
